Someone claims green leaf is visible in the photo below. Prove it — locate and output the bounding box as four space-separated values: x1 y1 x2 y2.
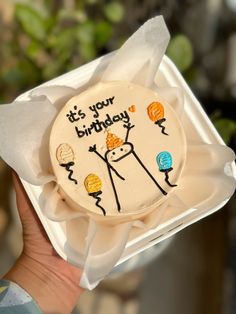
45 15 57 33
26 40 42 59
95 21 113 47
57 9 87 23
167 34 193 72
0 95 5 103
79 42 97 61
48 28 77 54
103 2 124 23
15 4 47 41
76 21 95 44
2 59 40 88
86 0 98 4
2 67 24 87
42 61 63 80
213 118 236 144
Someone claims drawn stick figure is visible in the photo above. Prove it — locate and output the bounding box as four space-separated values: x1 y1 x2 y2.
89 123 167 213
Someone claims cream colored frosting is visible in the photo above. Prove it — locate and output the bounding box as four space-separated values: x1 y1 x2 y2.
49 81 186 222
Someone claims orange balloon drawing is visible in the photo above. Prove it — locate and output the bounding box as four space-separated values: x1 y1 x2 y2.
147 101 164 122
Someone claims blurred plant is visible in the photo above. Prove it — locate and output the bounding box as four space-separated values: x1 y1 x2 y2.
0 0 235 144
166 34 193 73
211 111 236 144
0 0 124 102
214 119 236 144
167 33 236 144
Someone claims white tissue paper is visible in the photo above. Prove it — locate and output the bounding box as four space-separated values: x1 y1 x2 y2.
0 16 235 290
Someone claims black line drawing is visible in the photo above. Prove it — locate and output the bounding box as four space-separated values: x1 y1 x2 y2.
89 123 167 212
60 162 78 185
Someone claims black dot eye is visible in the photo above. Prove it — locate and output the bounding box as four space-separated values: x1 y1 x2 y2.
120 148 123 151
112 152 116 155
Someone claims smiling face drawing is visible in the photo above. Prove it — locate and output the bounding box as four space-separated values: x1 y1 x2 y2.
105 143 134 162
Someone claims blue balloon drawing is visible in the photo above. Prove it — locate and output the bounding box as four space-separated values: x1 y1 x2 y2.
156 152 177 187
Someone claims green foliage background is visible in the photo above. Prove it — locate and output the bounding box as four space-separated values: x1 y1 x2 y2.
0 1 125 100
0 0 235 143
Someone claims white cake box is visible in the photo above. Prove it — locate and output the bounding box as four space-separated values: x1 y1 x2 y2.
16 52 235 272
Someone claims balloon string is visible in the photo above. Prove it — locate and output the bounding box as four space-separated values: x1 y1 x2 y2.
68 168 78 185
61 162 78 185
156 118 169 136
132 150 167 195
165 169 177 187
94 194 106 216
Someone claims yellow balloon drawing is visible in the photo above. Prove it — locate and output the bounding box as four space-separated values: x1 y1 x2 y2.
56 143 75 165
84 174 102 194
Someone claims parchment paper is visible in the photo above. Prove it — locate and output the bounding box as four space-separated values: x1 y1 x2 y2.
0 16 235 290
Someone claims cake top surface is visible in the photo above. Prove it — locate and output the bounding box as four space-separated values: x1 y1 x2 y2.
49 81 186 220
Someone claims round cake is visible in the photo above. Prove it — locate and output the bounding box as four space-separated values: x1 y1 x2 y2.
49 81 186 222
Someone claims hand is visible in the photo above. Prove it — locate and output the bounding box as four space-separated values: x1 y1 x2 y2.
123 122 134 130
3 172 83 314
88 144 97 152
